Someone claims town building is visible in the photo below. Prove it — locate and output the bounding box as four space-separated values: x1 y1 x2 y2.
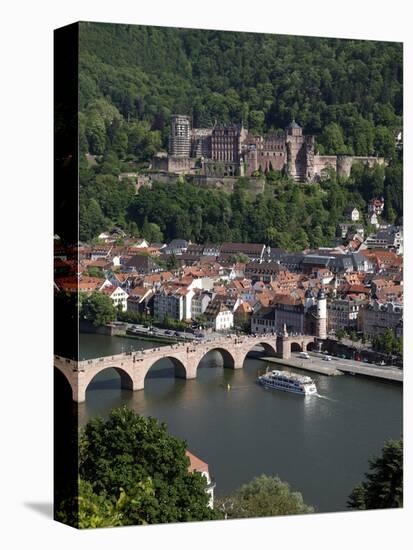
100 285 129 312
345 208 360 222
164 239 190 255
123 254 161 274
358 300 403 339
191 290 212 319
362 226 403 254
245 260 285 283
153 285 194 322
251 288 327 338
327 298 362 333
126 287 154 315
368 213 380 227
204 298 234 331
234 300 254 328
219 242 266 262
368 197 385 216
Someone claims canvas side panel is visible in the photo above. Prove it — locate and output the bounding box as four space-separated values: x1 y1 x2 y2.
54 22 80 529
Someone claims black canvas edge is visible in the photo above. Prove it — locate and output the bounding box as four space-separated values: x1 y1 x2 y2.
54 22 80 528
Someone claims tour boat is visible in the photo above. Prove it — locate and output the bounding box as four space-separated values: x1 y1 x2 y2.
258 369 317 396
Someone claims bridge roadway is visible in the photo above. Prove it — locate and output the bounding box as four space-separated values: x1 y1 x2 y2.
257 355 343 376
259 352 403 382
309 352 403 382
54 333 316 402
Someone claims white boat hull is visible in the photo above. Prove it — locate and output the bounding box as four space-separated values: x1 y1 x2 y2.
258 375 317 396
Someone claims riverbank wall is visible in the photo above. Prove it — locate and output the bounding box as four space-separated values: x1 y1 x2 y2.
79 320 127 336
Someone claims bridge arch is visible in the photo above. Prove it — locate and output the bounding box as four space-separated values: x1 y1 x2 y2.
306 341 317 352
290 341 303 353
85 366 135 396
144 356 188 382
196 347 236 371
255 341 277 355
242 341 277 364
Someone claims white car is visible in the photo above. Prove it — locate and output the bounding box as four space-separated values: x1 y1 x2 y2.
323 355 332 361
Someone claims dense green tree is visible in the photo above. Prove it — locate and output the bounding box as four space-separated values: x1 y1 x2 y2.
320 123 348 154
79 407 220 525
216 475 313 519
56 478 155 528
86 267 104 278
372 330 402 357
79 198 106 242
79 161 402 248
80 291 116 326
141 219 164 243
374 126 396 158
348 439 403 510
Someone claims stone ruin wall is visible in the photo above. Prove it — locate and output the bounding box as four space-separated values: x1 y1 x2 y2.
152 155 193 174
313 154 386 180
313 155 338 179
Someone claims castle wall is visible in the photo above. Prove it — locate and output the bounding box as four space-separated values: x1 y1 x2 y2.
152 156 193 174
351 156 386 169
255 149 285 173
314 155 386 180
190 175 265 195
142 172 266 195
336 155 353 178
313 155 337 179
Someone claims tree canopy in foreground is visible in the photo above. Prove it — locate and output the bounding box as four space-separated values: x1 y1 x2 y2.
348 438 403 510
57 407 219 527
216 474 314 518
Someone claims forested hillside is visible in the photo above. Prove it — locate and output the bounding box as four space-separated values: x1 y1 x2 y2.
77 22 403 245
79 23 402 155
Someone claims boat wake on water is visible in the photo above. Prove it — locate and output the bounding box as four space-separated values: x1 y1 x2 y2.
220 383 250 391
315 393 337 402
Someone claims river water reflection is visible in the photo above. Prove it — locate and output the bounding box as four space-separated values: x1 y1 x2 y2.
78 333 403 513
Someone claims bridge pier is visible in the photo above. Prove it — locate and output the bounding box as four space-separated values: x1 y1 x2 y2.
276 337 291 359
72 382 86 404
233 356 244 369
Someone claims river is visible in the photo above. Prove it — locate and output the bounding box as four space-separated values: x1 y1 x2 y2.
78 333 403 513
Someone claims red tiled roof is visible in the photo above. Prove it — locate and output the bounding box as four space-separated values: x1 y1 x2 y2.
185 450 209 475
235 301 253 314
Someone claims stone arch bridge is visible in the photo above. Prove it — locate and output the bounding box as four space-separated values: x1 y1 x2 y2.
55 333 316 402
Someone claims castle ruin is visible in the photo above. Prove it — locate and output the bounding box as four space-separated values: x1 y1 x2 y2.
151 115 385 182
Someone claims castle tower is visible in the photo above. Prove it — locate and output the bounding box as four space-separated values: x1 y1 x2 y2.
285 120 306 182
316 288 327 339
169 115 191 157
286 119 303 138
246 147 258 176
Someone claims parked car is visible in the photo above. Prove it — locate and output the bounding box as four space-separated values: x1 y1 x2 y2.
299 352 310 359
323 355 332 361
